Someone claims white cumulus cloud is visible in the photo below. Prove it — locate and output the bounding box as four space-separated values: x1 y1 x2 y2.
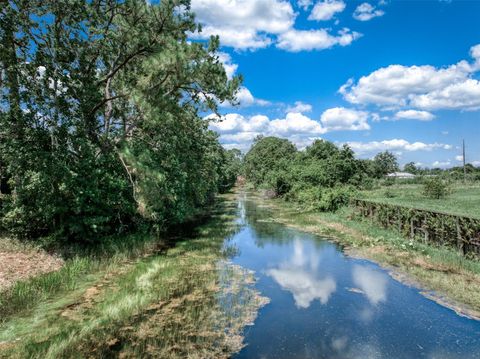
190 0 295 50
410 79 480 110
297 0 313 10
320 107 371 131
394 110 435 121
220 87 271 107
308 0 346 21
286 101 313 113
207 112 323 150
270 112 326 136
346 139 452 154
208 113 269 134
353 3 385 21
190 0 361 52
339 43 480 111
277 28 361 52
208 107 376 150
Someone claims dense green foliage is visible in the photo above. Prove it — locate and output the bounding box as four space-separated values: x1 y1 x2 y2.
243 136 296 189
219 148 243 192
404 161 419 174
244 136 480 213
422 177 452 199
0 0 241 243
244 137 362 211
372 151 400 177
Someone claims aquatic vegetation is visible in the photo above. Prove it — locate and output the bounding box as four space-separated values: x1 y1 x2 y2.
0 197 268 359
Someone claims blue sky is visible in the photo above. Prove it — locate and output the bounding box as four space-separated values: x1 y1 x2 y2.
190 0 480 168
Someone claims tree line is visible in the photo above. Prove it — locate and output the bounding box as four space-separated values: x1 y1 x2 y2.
242 136 480 210
0 0 241 243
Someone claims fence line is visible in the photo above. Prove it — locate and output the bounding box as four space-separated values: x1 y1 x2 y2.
352 199 480 256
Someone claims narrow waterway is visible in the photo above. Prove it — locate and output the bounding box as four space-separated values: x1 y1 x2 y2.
229 193 480 359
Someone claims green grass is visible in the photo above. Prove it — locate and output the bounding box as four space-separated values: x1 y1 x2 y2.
0 195 268 358
0 232 161 323
359 183 480 218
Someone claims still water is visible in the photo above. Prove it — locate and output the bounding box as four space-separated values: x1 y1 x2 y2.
229 194 480 359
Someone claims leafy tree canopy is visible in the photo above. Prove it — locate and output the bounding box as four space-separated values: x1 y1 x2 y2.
243 136 297 187
373 151 399 177
0 0 241 242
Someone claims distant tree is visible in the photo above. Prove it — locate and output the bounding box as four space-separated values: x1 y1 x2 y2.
373 151 399 177
244 137 296 187
218 148 243 192
358 159 377 178
299 142 362 187
423 177 451 199
404 162 418 174
305 139 338 160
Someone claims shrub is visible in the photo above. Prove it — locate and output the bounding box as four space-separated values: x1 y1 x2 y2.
383 177 396 186
264 168 292 197
384 189 396 198
287 185 355 212
423 177 451 199
359 177 375 190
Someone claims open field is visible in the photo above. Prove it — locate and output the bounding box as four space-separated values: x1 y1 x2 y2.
359 184 480 218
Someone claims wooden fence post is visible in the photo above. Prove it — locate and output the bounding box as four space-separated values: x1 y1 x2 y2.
456 217 464 255
397 208 402 232
410 217 414 239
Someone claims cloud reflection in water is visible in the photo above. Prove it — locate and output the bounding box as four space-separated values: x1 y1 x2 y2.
266 239 336 308
352 265 388 305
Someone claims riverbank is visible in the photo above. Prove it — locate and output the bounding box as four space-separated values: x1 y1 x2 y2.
0 195 268 358
251 192 480 320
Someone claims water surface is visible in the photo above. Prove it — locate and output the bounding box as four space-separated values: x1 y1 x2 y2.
229 194 480 359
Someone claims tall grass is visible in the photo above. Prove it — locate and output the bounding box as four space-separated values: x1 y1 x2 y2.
0 232 157 324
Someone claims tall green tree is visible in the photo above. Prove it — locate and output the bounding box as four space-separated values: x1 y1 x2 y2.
404 161 419 174
372 151 399 177
243 136 297 188
0 0 240 242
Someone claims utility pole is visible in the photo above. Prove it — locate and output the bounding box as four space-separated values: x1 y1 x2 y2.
463 139 467 184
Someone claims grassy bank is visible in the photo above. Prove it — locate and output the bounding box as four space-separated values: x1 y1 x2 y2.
0 231 165 323
0 194 268 358
359 183 480 218
253 192 480 319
